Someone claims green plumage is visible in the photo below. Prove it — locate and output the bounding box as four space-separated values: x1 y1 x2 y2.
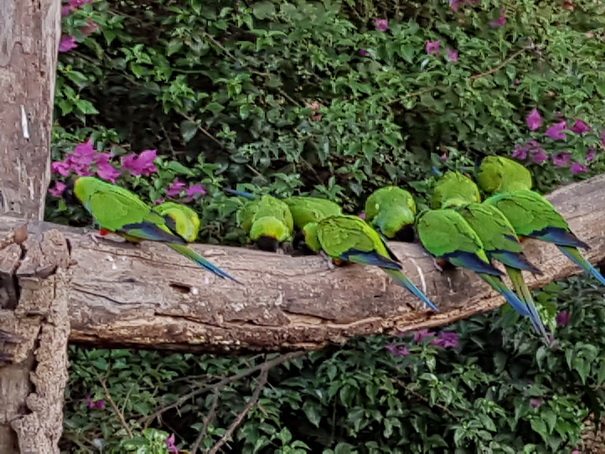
239 194 294 245
364 186 417 240
154 201 201 242
477 156 533 194
304 215 438 311
283 196 342 230
73 177 241 283
431 172 481 209
485 190 570 237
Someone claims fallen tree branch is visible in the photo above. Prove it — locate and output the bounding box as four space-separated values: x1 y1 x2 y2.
0 175 604 354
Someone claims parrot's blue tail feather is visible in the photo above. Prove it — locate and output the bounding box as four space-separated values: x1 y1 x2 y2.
480 274 531 317
558 245 605 286
168 244 244 285
384 269 439 312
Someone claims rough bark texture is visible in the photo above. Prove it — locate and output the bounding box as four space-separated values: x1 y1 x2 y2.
0 0 60 221
0 175 603 354
0 228 70 454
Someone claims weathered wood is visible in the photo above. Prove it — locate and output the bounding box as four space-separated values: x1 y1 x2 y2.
0 0 60 220
0 230 70 454
1 175 604 354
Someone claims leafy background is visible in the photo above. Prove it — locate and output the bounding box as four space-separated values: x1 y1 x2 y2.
50 0 605 452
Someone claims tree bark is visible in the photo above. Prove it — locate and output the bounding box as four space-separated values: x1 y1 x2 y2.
0 0 64 452
0 175 603 354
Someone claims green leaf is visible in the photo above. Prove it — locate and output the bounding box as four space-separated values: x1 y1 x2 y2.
252 1 275 19
302 401 322 427
180 120 198 143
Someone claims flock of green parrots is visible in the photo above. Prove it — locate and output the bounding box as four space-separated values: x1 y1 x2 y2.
67 156 604 344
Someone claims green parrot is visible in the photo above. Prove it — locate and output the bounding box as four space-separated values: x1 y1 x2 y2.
476 156 533 193
283 196 343 230
301 215 439 311
364 186 417 241
416 209 534 319
154 201 201 242
69 177 242 284
432 172 549 341
478 157 605 286
239 194 294 252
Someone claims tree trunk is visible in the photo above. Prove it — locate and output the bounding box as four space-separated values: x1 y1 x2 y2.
0 174 603 354
0 1 65 452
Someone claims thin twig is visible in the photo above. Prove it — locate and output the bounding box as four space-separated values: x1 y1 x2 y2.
468 46 531 81
141 351 306 427
392 378 456 417
190 389 220 454
99 378 134 438
207 368 269 454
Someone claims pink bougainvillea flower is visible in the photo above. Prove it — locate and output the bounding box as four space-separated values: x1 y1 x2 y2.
186 184 206 199
526 108 542 131
358 49 370 57
69 0 93 8
512 144 529 160
85 396 106 410
121 149 158 176
166 178 186 197
412 329 435 343
446 48 459 62
80 19 99 37
545 121 568 140
59 36 78 53
72 138 96 163
425 40 441 55
556 311 571 326
49 181 67 197
530 398 543 408
570 119 590 134
586 146 597 162
552 152 572 167
531 149 548 164
61 5 73 16
165 434 179 454
51 161 72 176
385 344 410 357
358 212 366 219
96 163 120 183
373 18 389 32
490 9 507 27
570 162 588 174
430 331 459 348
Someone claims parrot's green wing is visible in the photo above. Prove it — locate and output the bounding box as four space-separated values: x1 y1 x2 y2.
284 196 342 230
239 199 260 233
154 202 201 242
364 186 417 240
416 209 499 275
477 156 533 194
432 172 480 209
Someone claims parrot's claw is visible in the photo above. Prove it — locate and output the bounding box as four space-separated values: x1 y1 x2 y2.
320 251 336 270
432 258 444 272
85 231 103 245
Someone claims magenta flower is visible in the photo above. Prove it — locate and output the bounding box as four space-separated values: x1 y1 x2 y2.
358 212 366 220
186 184 206 199
385 344 410 357
531 149 548 164
490 9 507 27
512 145 528 160
373 18 389 32
530 398 543 408
425 40 441 56
85 396 106 410
586 146 597 162
570 162 588 174
69 0 93 8
121 149 158 176
412 329 436 343
51 161 71 176
96 163 120 183
570 119 590 134
552 152 571 167
49 181 67 197
545 121 568 140
358 49 370 57
166 178 187 197
61 5 73 16
556 311 571 326
446 48 459 62
526 108 543 131
165 434 179 454
72 138 96 163
81 19 99 37
59 36 78 53
431 331 459 348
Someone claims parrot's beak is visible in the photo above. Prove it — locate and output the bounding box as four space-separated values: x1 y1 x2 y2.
394 225 416 243
255 235 280 252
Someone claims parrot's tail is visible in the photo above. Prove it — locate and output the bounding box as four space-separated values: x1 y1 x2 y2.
506 267 552 344
558 245 605 286
167 243 244 285
491 250 542 275
480 273 531 317
223 188 256 199
383 268 439 312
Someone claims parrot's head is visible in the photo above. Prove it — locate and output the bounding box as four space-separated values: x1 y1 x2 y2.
250 217 290 252
300 222 321 253
62 177 80 206
477 156 533 194
431 171 480 209
372 210 416 243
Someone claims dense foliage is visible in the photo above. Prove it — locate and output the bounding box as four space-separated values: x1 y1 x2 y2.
51 0 605 452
